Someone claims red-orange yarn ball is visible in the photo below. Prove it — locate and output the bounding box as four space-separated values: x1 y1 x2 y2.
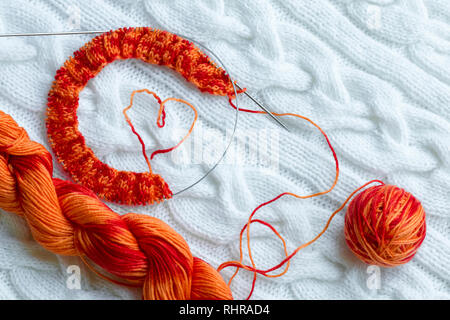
344 184 426 267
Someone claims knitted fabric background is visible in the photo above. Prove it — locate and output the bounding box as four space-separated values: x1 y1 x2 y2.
0 0 449 299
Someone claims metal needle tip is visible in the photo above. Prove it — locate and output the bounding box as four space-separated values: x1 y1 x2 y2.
0 31 290 132
0 31 108 38
234 83 290 132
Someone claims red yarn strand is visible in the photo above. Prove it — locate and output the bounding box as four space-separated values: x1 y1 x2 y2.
222 93 418 300
122 89 198 173
218 180 385 299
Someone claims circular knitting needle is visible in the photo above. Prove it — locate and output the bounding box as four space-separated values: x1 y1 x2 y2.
0 30 109 37
0 30 290 132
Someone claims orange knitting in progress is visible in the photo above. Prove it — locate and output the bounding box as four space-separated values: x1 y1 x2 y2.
0 110 232 300
47 27 235 206
2 26 426 300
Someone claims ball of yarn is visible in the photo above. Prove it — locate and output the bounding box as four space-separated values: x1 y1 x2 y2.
344 184 426 267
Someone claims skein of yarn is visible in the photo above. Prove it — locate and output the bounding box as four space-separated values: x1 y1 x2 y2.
0 110 232 300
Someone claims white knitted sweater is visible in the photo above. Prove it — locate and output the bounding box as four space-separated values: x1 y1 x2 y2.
0 0 449 299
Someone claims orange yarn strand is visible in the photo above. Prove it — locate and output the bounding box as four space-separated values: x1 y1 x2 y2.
150 97 198 160
78 254 142 288
223 95 340 298
123 89 198 173
224 93 425 300
219 180 385 299
123 89 158 174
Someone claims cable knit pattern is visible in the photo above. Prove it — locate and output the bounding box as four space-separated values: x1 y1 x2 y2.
0 0 449 299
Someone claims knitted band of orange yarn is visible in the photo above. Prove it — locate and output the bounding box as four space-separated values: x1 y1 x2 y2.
0 110 232 300
47 27 235 205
